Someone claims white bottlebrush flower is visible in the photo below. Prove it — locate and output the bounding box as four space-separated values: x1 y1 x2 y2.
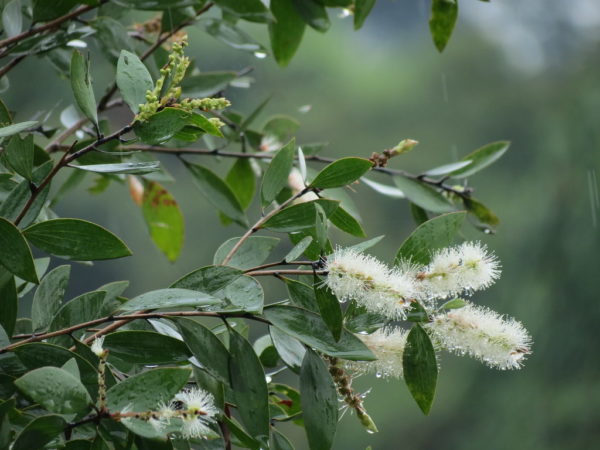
346 328 409 379
325 248 415 319
175 387 218 439
424 302 532 370
416 241 501 299
90 336 106 357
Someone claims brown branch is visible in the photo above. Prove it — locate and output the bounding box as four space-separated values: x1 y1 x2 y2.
243 260 313 273
245 269 327 277
14 124 133 226
0 1 107 53
3 310 270 354
0 54 25 77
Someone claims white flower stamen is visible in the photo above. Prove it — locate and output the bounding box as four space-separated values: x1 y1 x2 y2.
346 328 409 379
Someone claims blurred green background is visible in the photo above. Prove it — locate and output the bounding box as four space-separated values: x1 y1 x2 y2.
5 0 600 449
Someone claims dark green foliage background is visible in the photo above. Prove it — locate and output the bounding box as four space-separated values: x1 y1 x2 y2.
2 1 598 449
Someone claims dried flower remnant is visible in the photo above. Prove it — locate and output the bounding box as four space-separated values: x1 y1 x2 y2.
425 302 532 370
325 248 415 319
346 328 409 379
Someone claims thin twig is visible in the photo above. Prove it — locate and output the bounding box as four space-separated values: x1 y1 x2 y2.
0 54 25 77
243 260 313 273
221 187 313 265
246 269 327 277
3 310 270 354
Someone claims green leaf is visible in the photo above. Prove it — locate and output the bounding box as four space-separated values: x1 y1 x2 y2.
203 18 267 53
188 113 224 138
270 326 306 373
263 305 376 361
262 199 340 232
429 0 458 52
171 264 243 292
229 328 270 439
284 235 313 262
310 158 373 189
213 0 272 23
348 235 384 253
213 236 279 270
462 196 500 229
253 334 279 368
47 291 105 335
354 0 376 30
410 202 429 225
185 162 247 226
225 158 256 210
300 348 338 450
403 324 438 415
176 318 230 383
395 211 466 265
32 0 78 21
181 71 238 98
141 181 184 262
450 141 510 179
262 115 299 144
104 330 191 364
15 366 92 414
112 0 198 10
269 0 306 67
0 121 38 138
2 0 23 39
261 139 296 207
0 217 38 283
284 277 318 311
23 218 132 261
215 275 264 313
405 301 429 323
133 107 190 144
0 269 17 336
4 134 33 180
120 288 221 312
291 0 330 32
12 415 67 450
329 205 366 237
314 276 343 341
116 50 154 114
393 175 454 213
70 51 98 130
439 298 467 311
71 161 160 174
31 265 71 332
93 17 134 64
423 160 472 177
314 203 328 250
272 429 295 450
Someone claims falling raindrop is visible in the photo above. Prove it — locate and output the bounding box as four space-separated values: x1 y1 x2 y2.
254 51 267 59
375 371 382 379
441 72 449 103
339 8 352 18
587 169 599 228
298 104 312 114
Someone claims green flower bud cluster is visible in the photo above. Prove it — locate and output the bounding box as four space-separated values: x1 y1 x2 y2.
136 36 231 125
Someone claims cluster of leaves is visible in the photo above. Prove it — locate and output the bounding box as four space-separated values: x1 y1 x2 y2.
0 1 505 449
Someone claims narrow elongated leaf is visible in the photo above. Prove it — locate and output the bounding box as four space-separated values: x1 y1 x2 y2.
229 329 270 439
185 162 247 226
176 318 230 383
48 291 105 334
4 134 33 180
310 157 373 189
263 306 375 361
403 324 438 415
70 51 98 129
120 288 221 312
429 0 458 52
213 0 271 22
133 107 190 145
261 139 295 207
171 265 243 292
284 235 313 262
141 181 184 262
291 0 330 32
314 276 343 341
348 235 385 253
450 141 510 179
329 205 366 237
0 121 37 138
0 217 37 283
181 71 238 98
262 199 340 232
71 161 160 174
300 348 338 450
116 50 153 114
15 366 92 414
393 176 454 213
395 211 466 265
104 330 191 364
423 160 472 177
362 177 405 198
463 196 500 230
24 219 132 260
354 0 376 30
0 268 17 336
203 18 266 53
188 113 223 138
12 415 67 450
213 236 279 270
269 0 306 67
31 265 70 332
